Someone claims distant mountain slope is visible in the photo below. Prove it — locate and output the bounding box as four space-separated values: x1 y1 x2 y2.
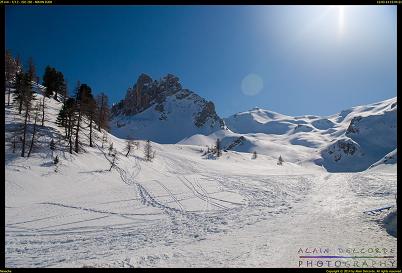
110 74 225 143
320 98 396 172
183 97 397 172
224 108 301 135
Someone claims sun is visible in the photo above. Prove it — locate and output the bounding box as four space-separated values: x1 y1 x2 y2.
329 5 346 35
338 5 345 34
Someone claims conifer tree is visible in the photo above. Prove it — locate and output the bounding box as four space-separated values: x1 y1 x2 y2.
144 140 155 161
14 72 25 114
215 138 222 157
27 102 40 157
5 50 18 106
277 155 284 165
56 98 76 153
73 83 93 153
27 57 36 83
42 66 66 100
19 73 35 157
108 142 114 156
40 90 47 126
124 139 139 157
101 132 108 149
95 92 110 132
50 139 55 150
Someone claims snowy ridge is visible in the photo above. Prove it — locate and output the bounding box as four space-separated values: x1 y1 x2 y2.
181 97 397 172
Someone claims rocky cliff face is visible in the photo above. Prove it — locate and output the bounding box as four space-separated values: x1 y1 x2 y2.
110 73 225 144
111 73 183 117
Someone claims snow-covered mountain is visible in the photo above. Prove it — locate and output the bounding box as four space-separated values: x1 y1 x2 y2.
320 100 397 172
181 97 397 172
110 74 225 144
108 72 396 172
5 91 397 267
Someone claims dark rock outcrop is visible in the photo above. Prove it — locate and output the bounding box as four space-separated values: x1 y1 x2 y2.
194 101 221 128
111 73 183 117
323 138 360 163
225 136 246 151
346 116 362 134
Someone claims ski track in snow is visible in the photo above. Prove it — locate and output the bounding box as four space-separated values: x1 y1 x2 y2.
4 93 397 268
6 161 396 267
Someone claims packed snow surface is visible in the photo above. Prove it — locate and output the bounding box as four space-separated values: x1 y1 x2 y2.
5 94 397 267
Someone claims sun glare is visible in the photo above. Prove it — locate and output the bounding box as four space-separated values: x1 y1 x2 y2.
338 5 345 35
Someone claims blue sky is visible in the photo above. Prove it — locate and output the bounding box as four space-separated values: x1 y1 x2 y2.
5 5 397 117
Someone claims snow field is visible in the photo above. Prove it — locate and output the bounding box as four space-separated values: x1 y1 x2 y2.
5 93 397 267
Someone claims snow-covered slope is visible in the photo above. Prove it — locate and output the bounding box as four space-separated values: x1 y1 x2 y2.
369 149 397 169
107 72 396 172
110 74 224 144
320 98 397 172
5 92 397 267
224 108 297 135
179 129 324 167
187 97 397 172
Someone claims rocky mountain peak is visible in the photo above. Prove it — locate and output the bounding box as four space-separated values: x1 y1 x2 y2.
113 73 184 117
110 73 225 143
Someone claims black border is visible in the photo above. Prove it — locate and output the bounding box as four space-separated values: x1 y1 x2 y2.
1 2 401 271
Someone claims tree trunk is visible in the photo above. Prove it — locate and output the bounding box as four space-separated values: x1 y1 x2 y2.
89 114 93 147
21 104 29 157
74 105 81 153
68 116 73 154
18 99 23 114
7 87 11 106
27 110 38 157
98 95 104 132
41 96 45 126
64 121 68 139
67 115 71 140
12 137 16 153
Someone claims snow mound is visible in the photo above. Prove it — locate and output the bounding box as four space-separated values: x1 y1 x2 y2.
311 118 335 130
383 209 397 238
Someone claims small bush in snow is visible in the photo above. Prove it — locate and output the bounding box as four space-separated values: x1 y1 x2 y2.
54 155 59 165
277 155 284 165
108 151 118 171
50 138 55 151
108 142 114 156
252 151 257 159
101 133 108 149
124 139 139 157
